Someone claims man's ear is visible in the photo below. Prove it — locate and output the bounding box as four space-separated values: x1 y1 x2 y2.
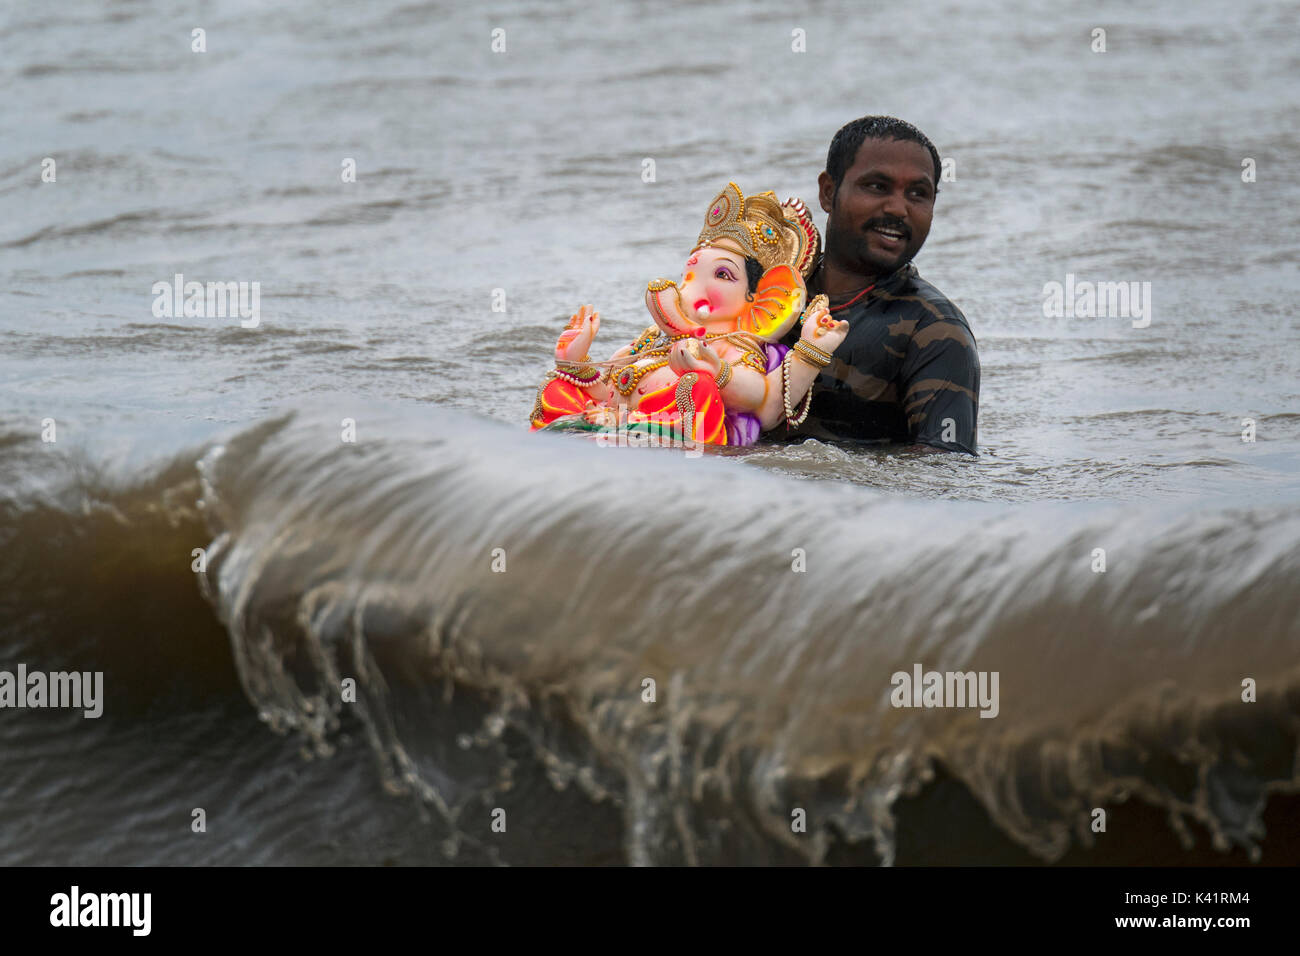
817 170 836 215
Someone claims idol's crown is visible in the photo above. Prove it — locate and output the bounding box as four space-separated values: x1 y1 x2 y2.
694 182 821 278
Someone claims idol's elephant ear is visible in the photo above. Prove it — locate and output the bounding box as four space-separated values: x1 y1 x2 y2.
738 264 806 341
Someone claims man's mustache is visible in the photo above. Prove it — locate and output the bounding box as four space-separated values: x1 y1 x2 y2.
862 217 911 239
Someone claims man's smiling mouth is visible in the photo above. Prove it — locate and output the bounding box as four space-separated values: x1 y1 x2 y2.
868 223 909 243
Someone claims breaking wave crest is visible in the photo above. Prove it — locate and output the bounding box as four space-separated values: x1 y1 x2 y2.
4 405 1298 864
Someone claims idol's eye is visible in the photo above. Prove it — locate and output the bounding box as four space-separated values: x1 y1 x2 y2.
715 269 734 280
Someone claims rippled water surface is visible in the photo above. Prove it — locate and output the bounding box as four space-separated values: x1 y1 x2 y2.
5 0 1298 501
2 0 1298 867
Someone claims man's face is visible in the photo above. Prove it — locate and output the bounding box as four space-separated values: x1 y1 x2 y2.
818 137 936 278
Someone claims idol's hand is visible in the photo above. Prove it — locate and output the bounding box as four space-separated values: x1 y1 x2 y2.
556 305 600 363
799 296 849 353
582 404 619 427
667 338 722 377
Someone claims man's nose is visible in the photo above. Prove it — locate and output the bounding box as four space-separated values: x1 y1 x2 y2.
881 189 908 220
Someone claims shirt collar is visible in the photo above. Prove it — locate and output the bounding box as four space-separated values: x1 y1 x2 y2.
811 260 917 303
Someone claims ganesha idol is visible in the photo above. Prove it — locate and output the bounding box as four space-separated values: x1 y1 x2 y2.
528 182 851 447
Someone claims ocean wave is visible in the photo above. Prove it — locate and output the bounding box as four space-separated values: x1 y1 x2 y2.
3 405 1298 864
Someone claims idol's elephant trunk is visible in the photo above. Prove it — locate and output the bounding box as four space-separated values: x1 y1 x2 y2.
645 279 701 337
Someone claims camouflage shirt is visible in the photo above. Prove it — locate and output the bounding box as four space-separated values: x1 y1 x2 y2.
774 262 980 454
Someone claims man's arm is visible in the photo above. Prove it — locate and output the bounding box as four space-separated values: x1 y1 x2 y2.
897 314 980 454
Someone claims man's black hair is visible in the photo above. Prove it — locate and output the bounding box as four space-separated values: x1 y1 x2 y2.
825 115 942 196
744 256 764 294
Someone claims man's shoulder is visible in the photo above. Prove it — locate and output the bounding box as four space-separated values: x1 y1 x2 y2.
885 265 973 335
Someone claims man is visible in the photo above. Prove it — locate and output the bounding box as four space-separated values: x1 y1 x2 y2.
776 116 979 454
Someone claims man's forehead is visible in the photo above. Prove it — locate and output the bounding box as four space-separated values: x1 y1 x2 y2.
849 138 934 180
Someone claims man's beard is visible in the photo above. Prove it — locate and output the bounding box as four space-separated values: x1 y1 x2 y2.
824 214 914 277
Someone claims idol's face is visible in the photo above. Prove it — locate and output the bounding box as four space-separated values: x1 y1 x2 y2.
679 242 750 321
819 137 936 277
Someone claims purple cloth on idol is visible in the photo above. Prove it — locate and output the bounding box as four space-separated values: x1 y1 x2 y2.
765 342 790 372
